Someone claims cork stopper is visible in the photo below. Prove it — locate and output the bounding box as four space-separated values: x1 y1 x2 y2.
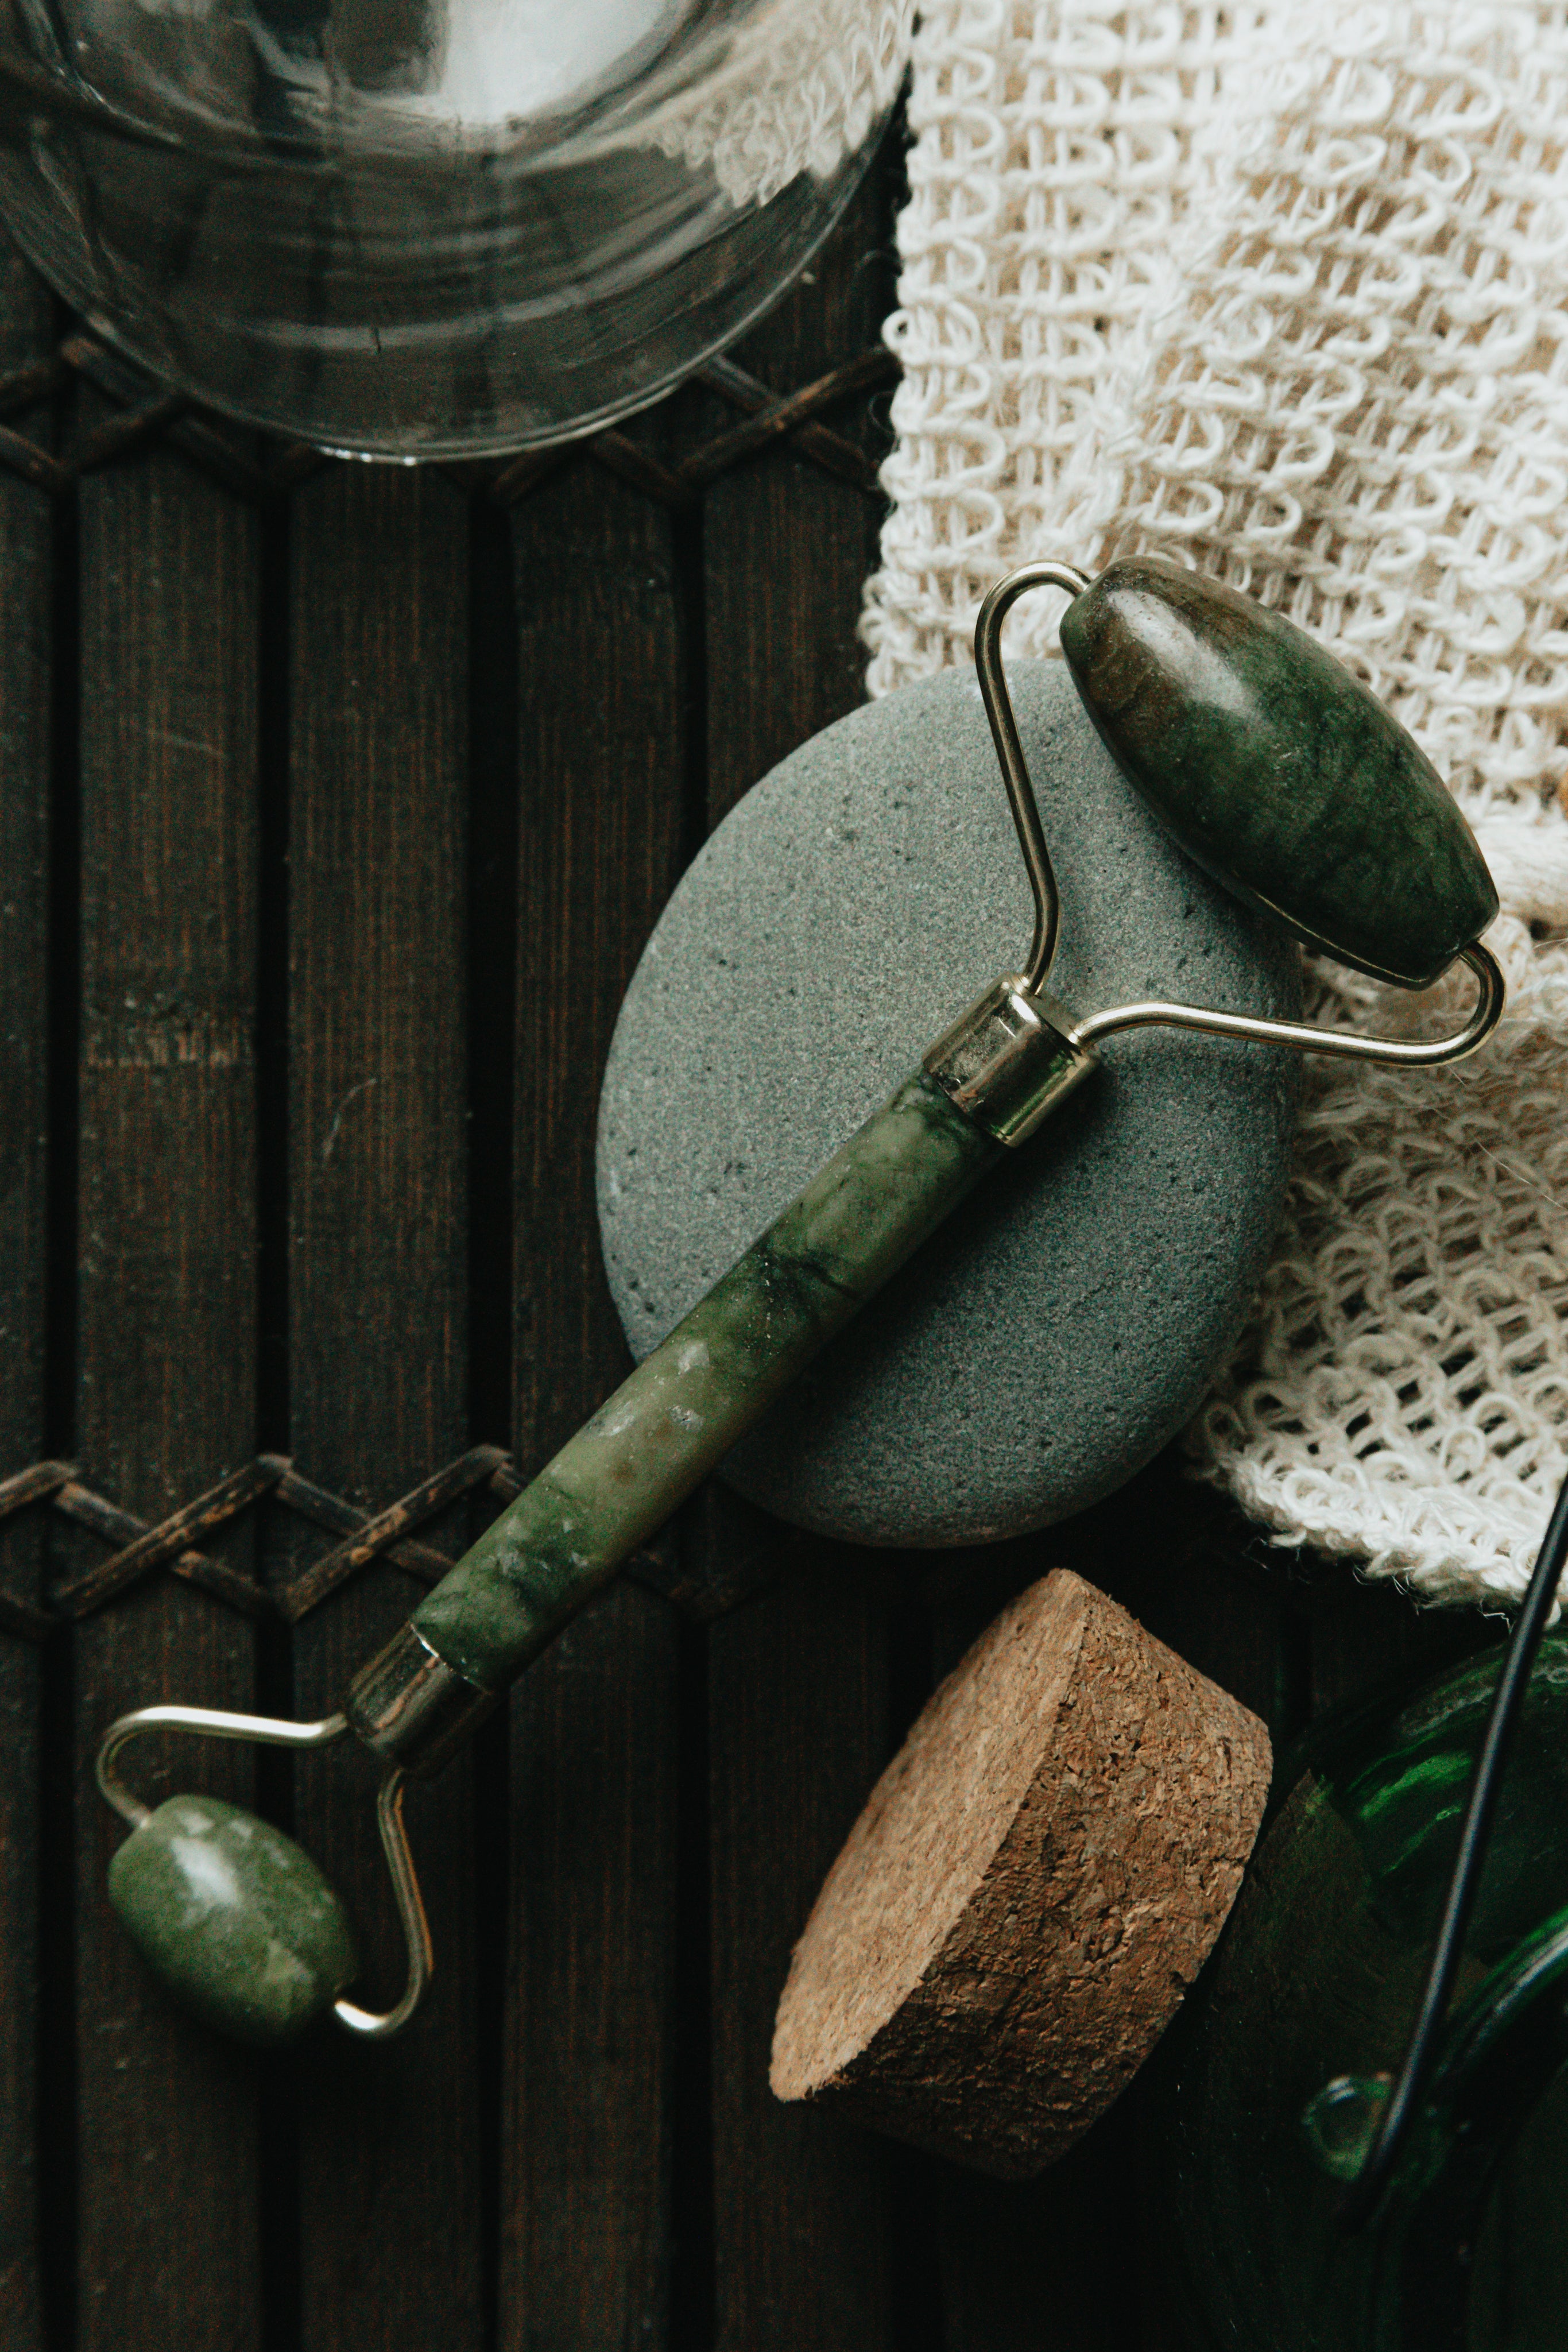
770 1569 1272 2176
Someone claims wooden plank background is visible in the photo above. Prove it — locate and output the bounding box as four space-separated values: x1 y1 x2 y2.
0 239 51 2352
0 141 1492 2351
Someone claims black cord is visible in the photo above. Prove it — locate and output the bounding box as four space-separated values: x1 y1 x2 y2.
1338 1461 1568 2233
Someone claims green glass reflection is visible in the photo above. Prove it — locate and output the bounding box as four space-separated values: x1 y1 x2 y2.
1163 1639 1568 2352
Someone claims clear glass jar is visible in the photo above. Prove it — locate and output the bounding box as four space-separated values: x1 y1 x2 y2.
1163 1637 1568 2351
0 0 909 455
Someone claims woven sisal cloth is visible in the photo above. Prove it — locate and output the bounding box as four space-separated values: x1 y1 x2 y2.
863 3 1568 1608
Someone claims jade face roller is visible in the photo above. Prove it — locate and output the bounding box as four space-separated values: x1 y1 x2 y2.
96 555 1506 2047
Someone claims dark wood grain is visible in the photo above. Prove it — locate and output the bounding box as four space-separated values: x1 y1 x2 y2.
0 164 1481 2352
287 462 483 2351
934 2120 1141 2352
683 349 895 488
707 1500 891 2352
700 162 899 2352
279 1443 507 1619
695 354 876 489
501 459 686 2350
0 1462 73 1518
1309 1565 1491 1719
506 1581 679 2349
703 180 891 829
72 436 263 2351
273 1461 459 1584
0 245 51 2352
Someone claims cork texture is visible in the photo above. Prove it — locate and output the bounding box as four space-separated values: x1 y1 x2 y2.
770 1569 1272 2176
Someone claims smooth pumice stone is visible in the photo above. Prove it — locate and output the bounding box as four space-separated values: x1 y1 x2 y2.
108 1793 358 2047
1059 557 1498 989
597 662 1304 1549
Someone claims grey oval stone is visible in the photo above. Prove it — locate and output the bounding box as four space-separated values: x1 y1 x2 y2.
596 663 1303 1548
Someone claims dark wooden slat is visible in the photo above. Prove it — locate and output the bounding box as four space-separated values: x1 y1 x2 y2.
487 449 563 508
935 2117 1144 2352
707 1499 891 2351
72 428 264 2350
702 206 890 819
58 335 270 500
695 353 884 486
0 351 65 416
74 393 188 475
701 161 898 2352
287 462 483 2351
501 458 686 2350
55 1479 214 1573
589 428 696 509
156 412 270 501
508 1582 679 2345
624 1528 775 1623
0 1588 54 1642
0 420 69 494
59 331 154 404
264 443 330 494
0 246 52 2352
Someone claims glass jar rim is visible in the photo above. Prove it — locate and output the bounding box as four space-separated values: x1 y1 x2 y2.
0 2 827 172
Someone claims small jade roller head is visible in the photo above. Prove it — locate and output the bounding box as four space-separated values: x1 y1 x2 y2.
107 1794 358 2048
98 1701 435 2045
1058 556 1500 990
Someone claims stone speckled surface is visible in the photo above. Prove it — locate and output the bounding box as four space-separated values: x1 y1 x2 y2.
107 1794 358 2048
597 662 1305 1549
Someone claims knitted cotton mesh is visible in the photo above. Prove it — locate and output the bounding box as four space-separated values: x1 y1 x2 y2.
864 1 1568 1604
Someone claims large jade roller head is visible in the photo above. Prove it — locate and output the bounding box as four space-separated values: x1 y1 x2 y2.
94 559 1505 2053
1057 556 1499 990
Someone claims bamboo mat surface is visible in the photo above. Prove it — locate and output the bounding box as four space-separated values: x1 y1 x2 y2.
0 145 1489 2352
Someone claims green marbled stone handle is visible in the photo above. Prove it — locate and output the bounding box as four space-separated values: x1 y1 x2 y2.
1059 557 1499 989
411 1073 999 1692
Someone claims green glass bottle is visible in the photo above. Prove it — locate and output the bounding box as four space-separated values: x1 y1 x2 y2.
1164 1638 1568 2351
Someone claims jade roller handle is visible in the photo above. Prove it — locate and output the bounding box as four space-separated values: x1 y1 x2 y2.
346 987 1095 1766
409 1076 1000 1690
